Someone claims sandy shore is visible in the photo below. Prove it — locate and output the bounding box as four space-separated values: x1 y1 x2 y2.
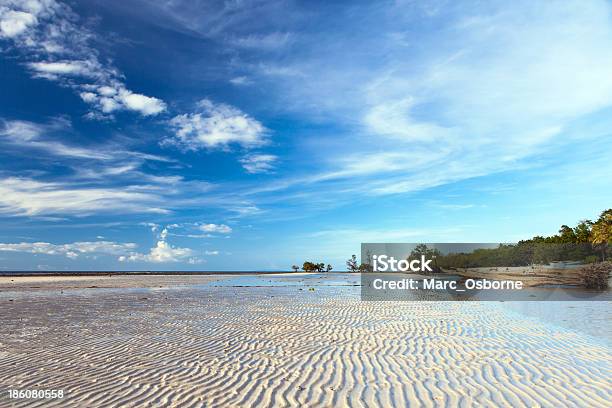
0 274 610 407
0 274 227 290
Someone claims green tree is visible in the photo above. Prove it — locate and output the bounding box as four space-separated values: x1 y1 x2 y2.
591 209 612 260
558 225 577 243
346 255 359 272
573 220 592 243
358 262 372 272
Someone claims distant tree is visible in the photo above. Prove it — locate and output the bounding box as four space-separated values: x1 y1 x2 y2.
358 263 372 272
291 265 300 272
409 244 441 272
315 262 325 272
409 244 430 259
302 262 318 272
346 255 359 272
326 264 333 272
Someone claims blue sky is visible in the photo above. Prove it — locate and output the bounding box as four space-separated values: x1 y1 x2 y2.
0 0 611 271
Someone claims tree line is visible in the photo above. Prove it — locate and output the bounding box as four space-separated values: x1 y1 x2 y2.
290 209 611 271
292 262 333 272
434 209 611 269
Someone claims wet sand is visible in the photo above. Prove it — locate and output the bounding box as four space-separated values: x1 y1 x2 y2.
0 274 610 407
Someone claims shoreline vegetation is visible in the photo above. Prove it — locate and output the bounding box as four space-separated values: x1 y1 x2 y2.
434 209 611 289
2 210 610 289
336 209 611 289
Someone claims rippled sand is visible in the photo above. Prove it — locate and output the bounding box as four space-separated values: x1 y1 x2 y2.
0 274 610 407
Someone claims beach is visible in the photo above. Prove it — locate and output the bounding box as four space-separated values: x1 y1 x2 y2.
0 273 610 407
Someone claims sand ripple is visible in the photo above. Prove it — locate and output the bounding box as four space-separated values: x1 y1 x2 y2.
0 281 610 407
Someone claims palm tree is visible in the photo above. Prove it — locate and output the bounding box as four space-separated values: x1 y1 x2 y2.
590 209 612 260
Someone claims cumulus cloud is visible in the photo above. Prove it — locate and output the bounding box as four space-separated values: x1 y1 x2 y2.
119 239 196 263
198 223 232 234
240 153 277 173
116 90 166 116
167 99 267 150
80 84 166 117
0 240 137 259
0 0 166 117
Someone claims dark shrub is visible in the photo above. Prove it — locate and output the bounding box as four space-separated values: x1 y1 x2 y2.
579 261 611 289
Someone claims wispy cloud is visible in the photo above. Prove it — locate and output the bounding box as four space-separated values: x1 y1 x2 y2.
28 60 104 79
0 0 166 117
0 236 200 264
0 240 137 259
198 223 232 234
226 0 612 201
0 117 181 188
229 32 293 50
229 76 252 86
0 177 168 216
1 119 112 160
240 154 277 174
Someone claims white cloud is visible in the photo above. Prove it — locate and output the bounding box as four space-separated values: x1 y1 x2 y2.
112 224 201 264
0 177 168 216
28 60 101 78
205 250 219 255
65 251 78 259
240 154 277 174
116 89 166 116
229 205 262 217
229 76 251 85
0 240 138 259
167 99 267 150
0 9 37 38
0 0 166 117
0 118 176 185
142 222 160 232
1 119 112 160
230 32 292 50
364 97 453 142
119 239 196 263
159 227 169 240
233 0 612 200
346 0 612 194
79 83 166 116
198 223 232 234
